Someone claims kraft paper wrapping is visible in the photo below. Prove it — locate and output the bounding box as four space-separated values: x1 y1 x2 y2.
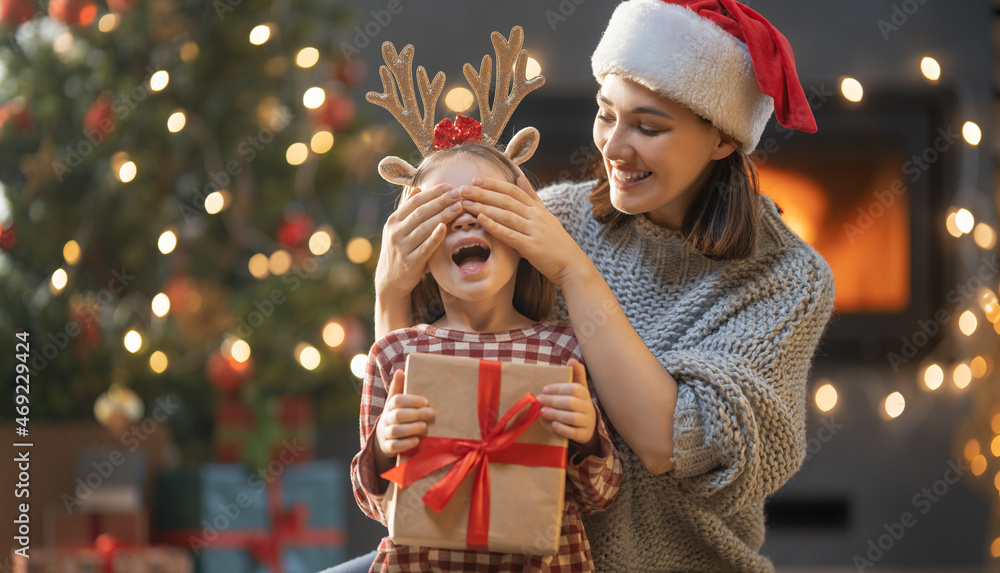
385 353 570 556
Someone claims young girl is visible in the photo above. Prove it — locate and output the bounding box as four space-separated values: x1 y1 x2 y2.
375 2 837 571
349 143 622 573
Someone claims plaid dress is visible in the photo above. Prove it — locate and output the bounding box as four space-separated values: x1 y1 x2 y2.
351 319 622 573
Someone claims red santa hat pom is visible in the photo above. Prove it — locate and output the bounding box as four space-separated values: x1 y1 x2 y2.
591 0 816 153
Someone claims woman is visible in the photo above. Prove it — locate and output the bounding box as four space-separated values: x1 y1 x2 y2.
372 1 835 571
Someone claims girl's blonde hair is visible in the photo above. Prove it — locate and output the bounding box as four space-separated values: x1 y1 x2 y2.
408 144 555 325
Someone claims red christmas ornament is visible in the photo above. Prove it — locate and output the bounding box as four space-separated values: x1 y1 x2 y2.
84 93 116 135
277 212 314 250
0 225 17 250
105 0 137 13
314 94 356 132
68 297 102 360
206 350 254 393
48 0 97 26
335 59 367 89
0 100 33 134
0 0 35 27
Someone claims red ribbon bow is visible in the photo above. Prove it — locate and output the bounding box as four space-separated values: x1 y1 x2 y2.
432 114 483 151
381 360 567 551
667 0 817 133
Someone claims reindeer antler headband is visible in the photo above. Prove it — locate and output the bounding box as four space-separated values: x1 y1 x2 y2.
366 26 546 185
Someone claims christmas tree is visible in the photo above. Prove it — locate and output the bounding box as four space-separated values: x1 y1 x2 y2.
0 0 387 463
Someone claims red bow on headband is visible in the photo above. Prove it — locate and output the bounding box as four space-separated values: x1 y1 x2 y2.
667 0 817 133
433 114 483 151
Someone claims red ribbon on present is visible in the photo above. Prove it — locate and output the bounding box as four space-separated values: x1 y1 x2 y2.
381 359 567 551
157 477 345 573
432 114 483 151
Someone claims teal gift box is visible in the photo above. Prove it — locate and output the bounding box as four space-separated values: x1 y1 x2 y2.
154 460 346 573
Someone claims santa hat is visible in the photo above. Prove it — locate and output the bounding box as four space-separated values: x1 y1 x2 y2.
591 0 816 153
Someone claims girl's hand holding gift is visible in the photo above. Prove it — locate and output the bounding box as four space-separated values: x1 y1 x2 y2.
538 359 600 457
374 369 435 475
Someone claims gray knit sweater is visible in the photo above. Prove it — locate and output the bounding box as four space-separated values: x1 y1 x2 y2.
539 181 836 573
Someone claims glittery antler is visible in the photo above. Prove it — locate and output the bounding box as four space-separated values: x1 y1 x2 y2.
463 26 546 145
366 41 445 157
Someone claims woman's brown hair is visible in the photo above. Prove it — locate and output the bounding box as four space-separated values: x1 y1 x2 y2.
587 134 761 261
407 144 556 325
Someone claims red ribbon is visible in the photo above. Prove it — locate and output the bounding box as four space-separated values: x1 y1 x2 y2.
157 477 345 573
381 359 567 551
666 0 817 133
432 114 483 151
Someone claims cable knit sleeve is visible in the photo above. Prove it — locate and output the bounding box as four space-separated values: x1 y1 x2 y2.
666 249 834 515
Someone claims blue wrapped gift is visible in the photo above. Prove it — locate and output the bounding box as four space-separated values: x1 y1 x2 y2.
154 459 346 573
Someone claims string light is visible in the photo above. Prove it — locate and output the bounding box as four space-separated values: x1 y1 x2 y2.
248 253 270 279
63 240 81 265
151 293 170 317
303 87 326 109
249 24 271 45
296 47 319 68
963 121 981 146
971 356 989 378
841 78 863 102
204 191 226 214
158 230 177 254
310 131 334 154
98 14 118 33
953 363 972 389
971 454 987 476
118 161 137 183
53 32 74 54
150 71 169 91
309 229 333 255
992 435 1000 457
992 538 1000 559
124 330 143 353
346 237 373 264
297 343 321 370
814 381 837 412
268 250 291 275
231 339 251 363
958 310 978 336
167 111 186 133
955 208 974 234
525 57 542 79
884 392 905 418
350 354 368 378
946 211 963 238
922 363 944 390
51 268 68 292
286 143 308 166
444 87 474 112
149 351 168 373
964 439 981 461
979 289 1000 323
322 320 346 348
974 223 996 249
180 41 199 62
919 56 940 81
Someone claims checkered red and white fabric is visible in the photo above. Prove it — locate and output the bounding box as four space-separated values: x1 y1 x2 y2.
350 319 622 573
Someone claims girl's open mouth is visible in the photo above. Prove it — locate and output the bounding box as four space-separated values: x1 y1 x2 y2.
452 242 491 273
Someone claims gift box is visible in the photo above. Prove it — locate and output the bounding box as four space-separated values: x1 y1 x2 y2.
46 508 149 546
382 353 570 555
74 447 146 513
214 397 315 468
154 461 346 573
12 544 192 573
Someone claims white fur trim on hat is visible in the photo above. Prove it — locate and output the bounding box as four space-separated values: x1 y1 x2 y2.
591 0 773 152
